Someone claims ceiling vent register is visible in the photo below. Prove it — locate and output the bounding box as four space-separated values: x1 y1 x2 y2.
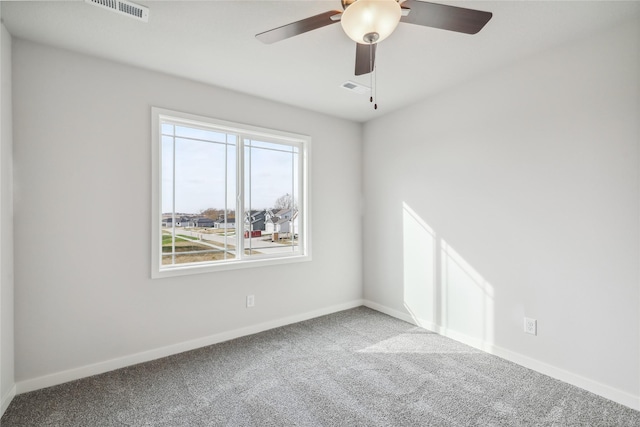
341 81 370 95
85 0 149 22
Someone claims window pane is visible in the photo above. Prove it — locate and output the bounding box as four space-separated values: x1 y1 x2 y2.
175 125 227 143
244 139 299 258
161 123 174 136
246 139 296 153
162 131 235 265
161 135 175 264
161 135 174 215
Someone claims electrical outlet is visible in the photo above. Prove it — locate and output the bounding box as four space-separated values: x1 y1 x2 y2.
524 317 537 335
246 295 255 308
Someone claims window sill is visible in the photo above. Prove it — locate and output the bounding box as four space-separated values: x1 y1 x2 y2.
151 253 312 279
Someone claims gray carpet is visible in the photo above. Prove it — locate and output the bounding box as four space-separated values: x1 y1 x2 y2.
2 307 639 426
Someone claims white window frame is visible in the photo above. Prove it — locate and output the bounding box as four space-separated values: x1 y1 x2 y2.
151 107 311 278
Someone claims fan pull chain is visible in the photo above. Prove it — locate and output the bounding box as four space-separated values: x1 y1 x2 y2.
369 43 373 104
369 43 377 110
374 64 377 110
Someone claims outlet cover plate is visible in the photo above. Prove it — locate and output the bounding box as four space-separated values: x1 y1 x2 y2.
524 317 537 335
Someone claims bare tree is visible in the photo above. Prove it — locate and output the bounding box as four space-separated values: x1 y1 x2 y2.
200 208 235 220
200 208 222 220
273 193 297 210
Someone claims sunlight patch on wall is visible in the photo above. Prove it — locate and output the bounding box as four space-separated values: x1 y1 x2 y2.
441 240 495 346
402 202 436 328
401 202 495 348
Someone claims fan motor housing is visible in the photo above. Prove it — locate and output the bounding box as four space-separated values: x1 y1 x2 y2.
341 0 357 10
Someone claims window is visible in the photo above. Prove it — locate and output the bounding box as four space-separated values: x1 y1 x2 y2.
151 108 310 277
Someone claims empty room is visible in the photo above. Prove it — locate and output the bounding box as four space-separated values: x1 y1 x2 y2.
1 0 639 425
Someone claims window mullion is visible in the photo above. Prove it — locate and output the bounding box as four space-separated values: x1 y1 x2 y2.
299 145 305 254
171 132 176 265
236 135 245 261
224 136 228 261
291 148 295 250
248 141 252 255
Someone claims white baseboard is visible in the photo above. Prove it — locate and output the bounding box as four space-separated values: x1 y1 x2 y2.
363 299 640 412
487 340 640 411
16 299 364 395
1 384 16 418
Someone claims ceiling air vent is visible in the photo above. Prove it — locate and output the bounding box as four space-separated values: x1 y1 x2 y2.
85 0 149 22
341 81 370 95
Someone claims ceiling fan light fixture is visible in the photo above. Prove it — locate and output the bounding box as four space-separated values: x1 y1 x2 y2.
340 0 401 44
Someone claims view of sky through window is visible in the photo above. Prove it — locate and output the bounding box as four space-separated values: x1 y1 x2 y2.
162 125 298 214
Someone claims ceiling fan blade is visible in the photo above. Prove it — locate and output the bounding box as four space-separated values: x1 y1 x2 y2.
355 43 376 76
256 10 342 44
400 0 492 35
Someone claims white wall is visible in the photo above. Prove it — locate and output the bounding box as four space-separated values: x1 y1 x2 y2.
0 21 15 415
11 40 362 389
363 18 640 409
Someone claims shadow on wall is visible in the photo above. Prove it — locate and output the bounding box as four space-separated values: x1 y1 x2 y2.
402 202 494 350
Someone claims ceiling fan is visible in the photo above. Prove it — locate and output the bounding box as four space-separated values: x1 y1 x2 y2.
256 0 493 76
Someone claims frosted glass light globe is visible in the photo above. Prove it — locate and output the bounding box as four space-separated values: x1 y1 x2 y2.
340 0 402 44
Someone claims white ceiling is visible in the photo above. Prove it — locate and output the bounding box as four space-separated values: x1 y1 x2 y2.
2 0 639 122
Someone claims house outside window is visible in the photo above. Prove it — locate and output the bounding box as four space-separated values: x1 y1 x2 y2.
151 108 310 278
